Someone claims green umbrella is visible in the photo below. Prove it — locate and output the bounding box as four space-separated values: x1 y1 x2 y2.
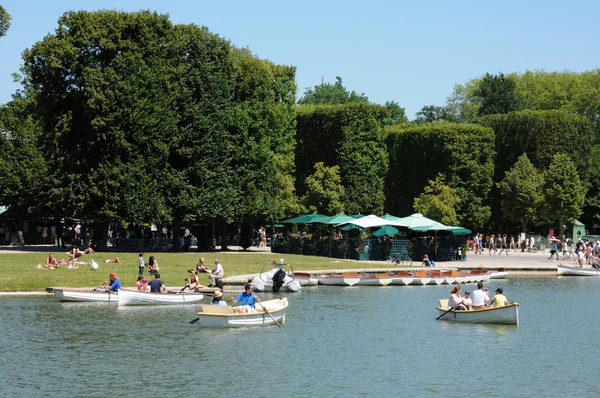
372 225 400 237
411 221 471 235
281 213 325 224
308 213 357 225
341 224 364 232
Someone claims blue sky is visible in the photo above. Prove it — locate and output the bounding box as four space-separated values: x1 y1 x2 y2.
1 0 599 119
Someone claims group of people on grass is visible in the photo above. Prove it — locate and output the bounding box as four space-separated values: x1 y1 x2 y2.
447 282 509 311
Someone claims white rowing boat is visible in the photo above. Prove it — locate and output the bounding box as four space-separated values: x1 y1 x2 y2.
356 273 393 286
118 289 204 306
557 264 600 276
436 299 519 326
54 289 118 303
292 272 318 286
193 298 289 328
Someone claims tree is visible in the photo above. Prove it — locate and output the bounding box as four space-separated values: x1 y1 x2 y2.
300 162 345 214
414 105 457 123
581 145 600 231
498 154 544 232
382 100 408 125
413 173 460 225
21 10 182 248
298 76 368 105
542 154 586 237
0 6 11 38
473 73 518 116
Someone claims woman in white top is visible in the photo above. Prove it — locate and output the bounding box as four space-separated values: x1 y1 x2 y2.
448 285 468 311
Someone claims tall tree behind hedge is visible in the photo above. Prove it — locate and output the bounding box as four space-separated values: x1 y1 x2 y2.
298 76 368 105
413 173 460 225
296 103 389 214
385 123 495 228
0 6 11 38
301 162 345 214
479 110 591 228
542 153 586 237
473 72 518 116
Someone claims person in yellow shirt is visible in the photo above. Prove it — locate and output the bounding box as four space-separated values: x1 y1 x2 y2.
488 287 508 307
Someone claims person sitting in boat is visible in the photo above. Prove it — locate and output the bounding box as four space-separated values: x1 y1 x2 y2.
136 276 149 292
471 282 490 309
45 253 59 269
98 272 121 293
229 283 262 313
148 256 159 275
488 287 508 307
210 289 228 306
422 254 435 267
148 273 166 293
463 291 473 310
448 285 468 311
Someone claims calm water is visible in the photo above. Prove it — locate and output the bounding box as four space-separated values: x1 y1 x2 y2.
1 277 600 397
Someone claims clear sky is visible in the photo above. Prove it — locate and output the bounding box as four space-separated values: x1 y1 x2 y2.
1 0 599 119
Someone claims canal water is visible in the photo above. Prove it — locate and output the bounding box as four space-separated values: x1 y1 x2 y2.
1 277 599 397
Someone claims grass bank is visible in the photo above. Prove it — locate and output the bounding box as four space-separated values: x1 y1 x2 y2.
0 250 388 291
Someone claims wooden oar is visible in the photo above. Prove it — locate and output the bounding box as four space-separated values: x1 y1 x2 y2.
189 316 200 324
257 301 281 327
437 300 465 320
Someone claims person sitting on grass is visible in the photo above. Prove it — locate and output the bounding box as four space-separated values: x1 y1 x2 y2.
422 254 435 267
45 253 59 269
104 257 121 264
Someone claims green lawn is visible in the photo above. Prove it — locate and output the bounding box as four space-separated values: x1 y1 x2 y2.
0 250 388 291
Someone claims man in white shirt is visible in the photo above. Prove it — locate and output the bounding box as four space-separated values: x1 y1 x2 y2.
208 259 224 287
471 282 490 309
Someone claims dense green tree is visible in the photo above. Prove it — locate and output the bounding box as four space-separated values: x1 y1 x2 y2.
0 96 46 222
298 76 368 105
385 123 495 228
542 154 586 237
414 105 457 123
382 100 408 125
413 173 460 225
21 10 181 248
296 103 389 214
473 72 518 116
0 6 11 38
498 154 544 232
301 162 345 214
581 145 600 231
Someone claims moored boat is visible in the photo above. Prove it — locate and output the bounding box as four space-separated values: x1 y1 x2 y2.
355 273 393 286
436 299 519 326
489 268 508 279
54 289 118 303
118 289 204 306
251 262 302 293
317 272 361 286
557 264 600 276
292 272 318 286
192 298 289 328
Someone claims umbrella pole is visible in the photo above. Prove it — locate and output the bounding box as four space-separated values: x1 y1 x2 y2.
434 231 437 257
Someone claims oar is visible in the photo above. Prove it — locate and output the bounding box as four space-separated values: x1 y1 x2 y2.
189 316 200 324
257 301 281 327
437 300 465 320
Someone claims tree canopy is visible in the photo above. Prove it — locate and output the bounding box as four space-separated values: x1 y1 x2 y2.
301 162 345 214
298 76 368 105
0 6 11 38
413 173 460 226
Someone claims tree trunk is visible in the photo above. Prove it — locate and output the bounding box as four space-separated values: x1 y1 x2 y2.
94 222 110 251
172 216 181 251
221 220 228 251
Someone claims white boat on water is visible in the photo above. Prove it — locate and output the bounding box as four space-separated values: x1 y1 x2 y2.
355 273 393 286
54 289 118 303
557 264 600 276
317 272 361 286
292 272 318 286
251 262 301 293
192 298 289 328
436 299 519 326
490 269 509 279
118 289 204 306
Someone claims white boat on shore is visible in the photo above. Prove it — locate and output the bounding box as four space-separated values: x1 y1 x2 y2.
118 289 204 306
557 264 600 276
54 289 118 303
436 299 519 326
192 298 289 328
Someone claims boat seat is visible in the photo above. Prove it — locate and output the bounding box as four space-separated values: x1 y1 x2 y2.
200 304 234 314
375 273 389 279
341 272 359 277
438 299 449 308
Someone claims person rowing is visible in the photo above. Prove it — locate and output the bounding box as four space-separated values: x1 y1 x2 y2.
229 283 262 313
98 272 121 293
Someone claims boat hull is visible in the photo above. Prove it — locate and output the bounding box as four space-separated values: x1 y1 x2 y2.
437 303 519 326
54 289 118 303
557 264 600 276
317 275 360 286
118 289 204 306
194 298 288 328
